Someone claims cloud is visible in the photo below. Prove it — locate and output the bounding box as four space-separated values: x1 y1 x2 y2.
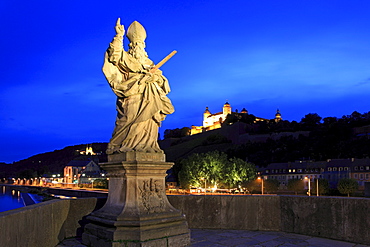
356 78 370 87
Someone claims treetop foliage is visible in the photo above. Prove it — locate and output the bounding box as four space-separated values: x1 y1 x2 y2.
337 178 359 197
287 178 305 195
178 151 256 189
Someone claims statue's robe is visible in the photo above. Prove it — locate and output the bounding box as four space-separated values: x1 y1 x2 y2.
103 37 174 154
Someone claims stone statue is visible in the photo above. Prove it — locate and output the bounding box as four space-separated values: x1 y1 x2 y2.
103 18 175 154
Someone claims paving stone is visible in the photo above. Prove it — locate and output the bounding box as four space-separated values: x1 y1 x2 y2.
56 229 369 247
306 237 356 247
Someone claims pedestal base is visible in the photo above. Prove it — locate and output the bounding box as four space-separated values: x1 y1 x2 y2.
82 152 190 247
83 221 190 247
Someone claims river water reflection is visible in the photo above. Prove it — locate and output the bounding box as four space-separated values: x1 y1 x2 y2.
0 186 25 212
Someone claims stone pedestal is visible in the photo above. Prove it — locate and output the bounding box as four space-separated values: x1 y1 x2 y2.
82 152 190 247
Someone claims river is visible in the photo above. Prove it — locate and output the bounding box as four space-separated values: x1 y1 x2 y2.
0 186 25 212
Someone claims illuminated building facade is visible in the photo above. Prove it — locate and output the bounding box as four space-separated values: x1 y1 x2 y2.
191 102 282 135
262 158 370 191
79 145 96 155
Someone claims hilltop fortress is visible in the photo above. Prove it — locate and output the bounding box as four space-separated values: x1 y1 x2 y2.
191 102 282 135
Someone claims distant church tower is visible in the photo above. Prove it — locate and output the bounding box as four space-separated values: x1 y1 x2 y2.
275 109 282 122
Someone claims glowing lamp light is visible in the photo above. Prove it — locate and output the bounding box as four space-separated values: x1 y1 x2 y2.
257 177 264 195
305 177 311 196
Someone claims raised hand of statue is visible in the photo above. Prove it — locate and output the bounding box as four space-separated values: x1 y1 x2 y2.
115 18 125 37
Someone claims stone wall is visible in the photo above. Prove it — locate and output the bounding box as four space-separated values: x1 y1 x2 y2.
168 195 370 245
0 198 99 247
1 194 369 246
168 195 281 231
280 196 370 245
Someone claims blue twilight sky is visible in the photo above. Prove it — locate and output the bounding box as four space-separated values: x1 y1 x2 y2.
1 0 370 163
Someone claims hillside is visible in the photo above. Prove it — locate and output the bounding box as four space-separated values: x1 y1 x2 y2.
0 143 108 178
3 110 370 178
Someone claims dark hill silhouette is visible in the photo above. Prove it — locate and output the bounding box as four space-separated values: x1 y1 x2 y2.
1 143 108 178
3 110 370 178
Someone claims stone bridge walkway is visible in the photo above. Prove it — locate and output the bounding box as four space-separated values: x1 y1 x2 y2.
57 229 369 247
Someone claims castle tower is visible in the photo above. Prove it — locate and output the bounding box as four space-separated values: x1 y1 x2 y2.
223 102 231 116
275 109 282 122
202 107 212 127
204 107 211 119
241 108 248 114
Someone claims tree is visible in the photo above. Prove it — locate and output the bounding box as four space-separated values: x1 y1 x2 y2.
311 178 329 195
222 157 256 188
244 180 260 194
178 151 256 189
287 178 304 195
93 178 108 189
164 127 191 139
222 113 256 126
264 179 280 193
337 178 358 197
17 169 36 179
300 113 322 130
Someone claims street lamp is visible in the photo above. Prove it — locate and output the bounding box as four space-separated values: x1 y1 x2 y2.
305 177 311 196
316 178 319 196
88 178 95 189
257 177 264 195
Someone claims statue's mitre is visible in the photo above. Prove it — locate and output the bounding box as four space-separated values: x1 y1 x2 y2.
127 21 147 43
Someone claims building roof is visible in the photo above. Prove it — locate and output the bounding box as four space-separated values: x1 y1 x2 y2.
65 160 95 168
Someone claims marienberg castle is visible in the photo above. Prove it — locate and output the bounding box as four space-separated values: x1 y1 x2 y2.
190 102 282 135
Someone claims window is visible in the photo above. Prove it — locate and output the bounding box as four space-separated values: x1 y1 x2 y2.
354 174 358 179
366 166 369 171
298 169 302 173
292 169 296 173
339 167 343 171
266 170 269 174
366 174 369 179
328 167 332 171
333 167 337 171
355 166 358 171
360 166 364 170
360 174 364 179
289 169 292 173
344 167 349 171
